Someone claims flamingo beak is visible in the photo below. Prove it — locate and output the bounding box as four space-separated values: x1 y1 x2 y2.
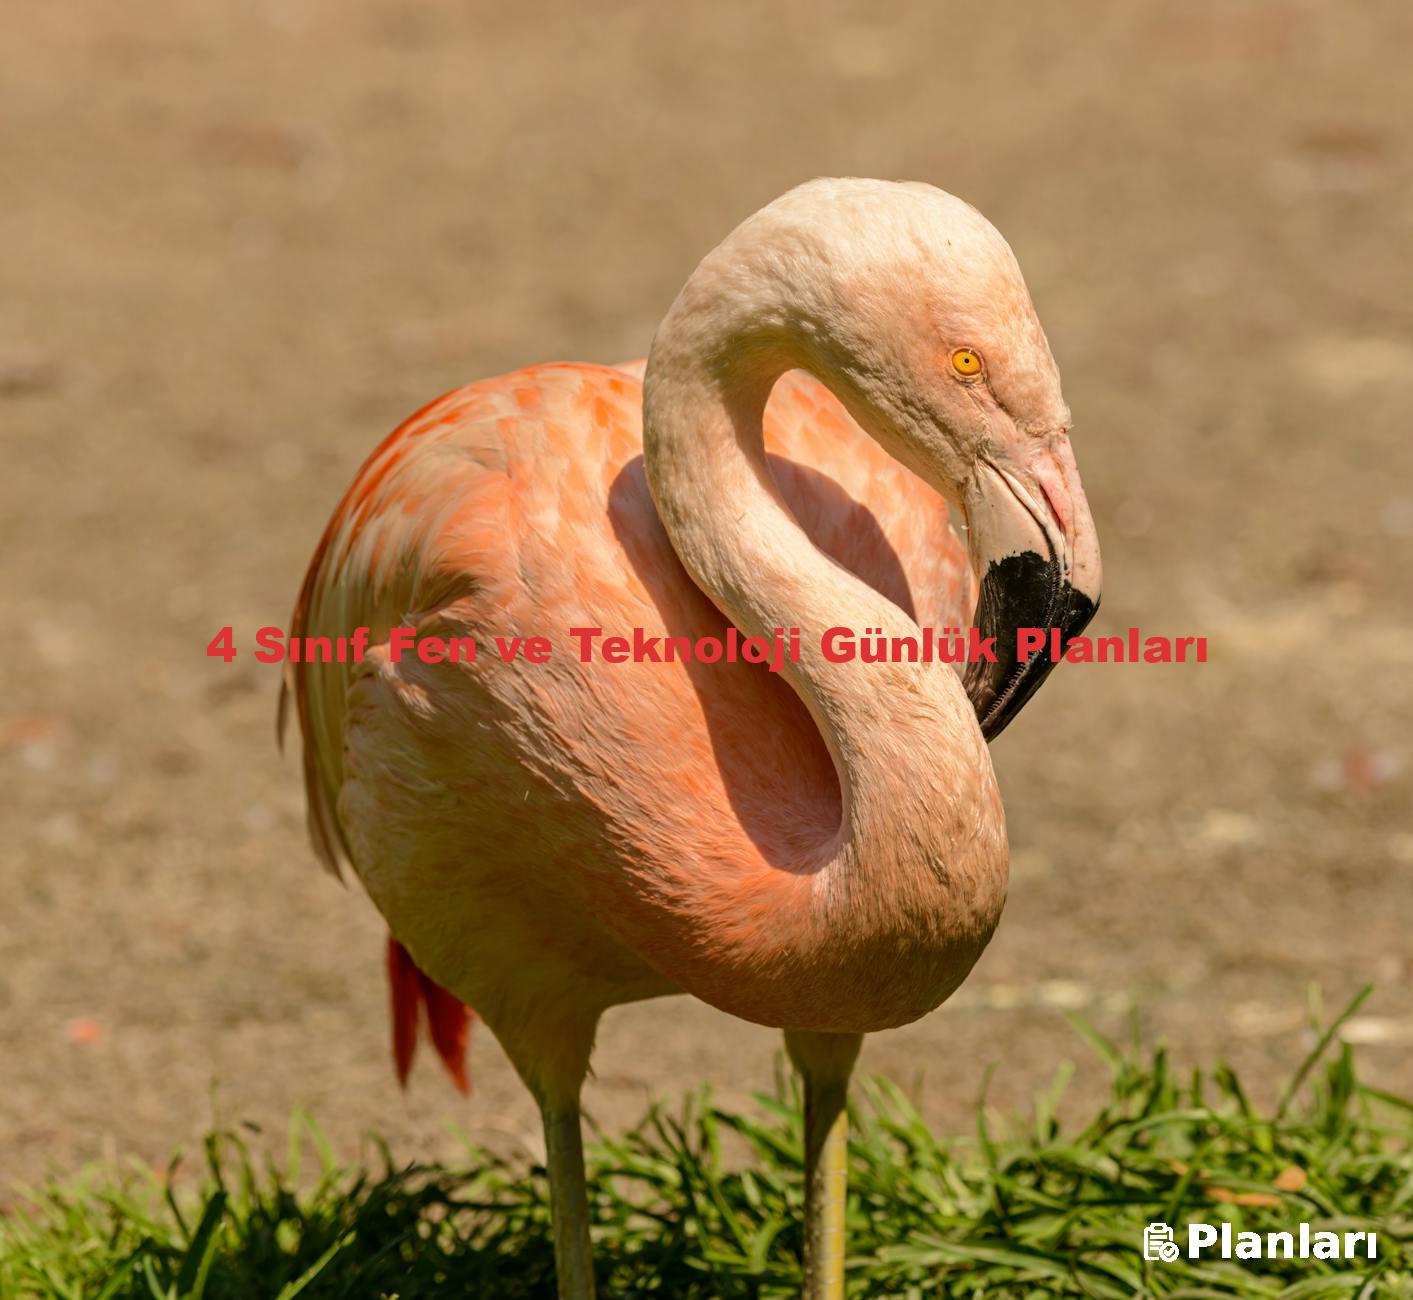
960 433 1102 740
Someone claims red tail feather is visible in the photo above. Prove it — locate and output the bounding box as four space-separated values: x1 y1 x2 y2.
386 935 475 1094
386 937 422 1087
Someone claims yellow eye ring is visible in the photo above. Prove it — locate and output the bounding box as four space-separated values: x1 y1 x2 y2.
950 347 983 378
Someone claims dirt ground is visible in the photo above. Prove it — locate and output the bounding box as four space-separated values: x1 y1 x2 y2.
3 1 1412 1193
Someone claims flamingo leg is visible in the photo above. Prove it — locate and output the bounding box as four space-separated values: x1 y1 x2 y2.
785 1029 863 1300
542 1104 596 1299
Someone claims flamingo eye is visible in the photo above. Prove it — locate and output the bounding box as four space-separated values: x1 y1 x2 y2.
950 348 983 378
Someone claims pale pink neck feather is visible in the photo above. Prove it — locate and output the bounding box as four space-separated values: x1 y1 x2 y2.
641 298 1008 1031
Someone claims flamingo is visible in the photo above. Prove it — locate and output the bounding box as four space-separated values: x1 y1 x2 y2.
281 178 1101 1299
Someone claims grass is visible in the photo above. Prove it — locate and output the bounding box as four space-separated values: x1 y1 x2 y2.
2 990 1410 1299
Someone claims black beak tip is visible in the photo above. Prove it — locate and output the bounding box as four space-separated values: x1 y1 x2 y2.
965 552 1099 741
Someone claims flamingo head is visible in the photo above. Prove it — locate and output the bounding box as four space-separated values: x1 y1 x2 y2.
739 178 1104 738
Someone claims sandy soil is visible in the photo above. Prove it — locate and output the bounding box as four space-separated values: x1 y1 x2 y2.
3 0 1412 1192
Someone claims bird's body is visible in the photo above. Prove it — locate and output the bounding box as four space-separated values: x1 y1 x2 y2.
286 363 992 1049
283 178 1101 1298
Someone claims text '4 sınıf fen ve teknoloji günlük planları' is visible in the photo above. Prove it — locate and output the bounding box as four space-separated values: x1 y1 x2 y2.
216 625 1208 671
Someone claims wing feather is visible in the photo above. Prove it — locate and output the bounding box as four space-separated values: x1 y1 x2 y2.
280 362 970 879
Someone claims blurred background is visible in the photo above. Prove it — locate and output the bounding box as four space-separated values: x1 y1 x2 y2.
4 0 1411 1187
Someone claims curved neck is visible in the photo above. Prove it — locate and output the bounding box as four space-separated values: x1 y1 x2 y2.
642 291 1005 950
